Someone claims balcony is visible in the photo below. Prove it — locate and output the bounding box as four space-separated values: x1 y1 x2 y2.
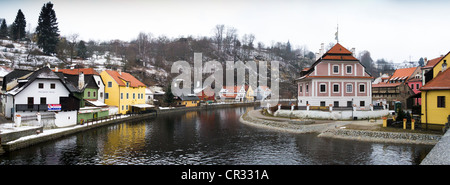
16 104 48 112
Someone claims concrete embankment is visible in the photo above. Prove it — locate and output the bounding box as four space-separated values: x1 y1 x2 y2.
421 130 450 164
240 109 347 133
318 129 441 145
241 109 442 145
1 112 156 152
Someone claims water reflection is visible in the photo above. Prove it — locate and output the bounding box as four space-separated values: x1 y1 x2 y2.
0 106 433 165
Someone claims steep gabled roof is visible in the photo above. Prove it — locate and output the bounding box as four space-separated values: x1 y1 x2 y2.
6 67 72 96
298 43 371 80
420 68 450 90
105 70 146 88
388 67 418 82
321 43 358 61
57 68 99 75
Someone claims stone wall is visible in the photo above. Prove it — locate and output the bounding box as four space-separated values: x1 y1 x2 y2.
318 129 441 145
274 109 389 120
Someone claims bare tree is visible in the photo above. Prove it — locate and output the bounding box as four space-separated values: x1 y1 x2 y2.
67 33 79 64
213 24 225 55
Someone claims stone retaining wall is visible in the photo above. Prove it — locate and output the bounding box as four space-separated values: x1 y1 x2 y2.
275 109 389 120
318 129 441 145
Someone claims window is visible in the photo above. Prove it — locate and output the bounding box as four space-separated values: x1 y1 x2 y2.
40 97 46 105
126 82 130 87
306 84 309 93
122 105 124 110
416 84 420 90
126 105 129 110
346 65 352 74
320 101 326 106
126 93 129 99
88 91 91 97
320 84 326 93
38 83 44 89
438 96 446 108
334 101 339 107
411 84 414 89
299 85 302 93
333 65 339 74
133 93 135 99
333 84 339 93
97 81 100 85
347 101 352 107
50 83 55 89
100 92 103 98
346 84 353 93
360 101 365 106
108 82 112 87
359 84 365 93
105 93 109 99
93 91 96 97
121 93 123 99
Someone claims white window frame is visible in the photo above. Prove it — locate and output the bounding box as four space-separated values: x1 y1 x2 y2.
319 83 327 93
306 84 309 93
346 65 353 74
332 83 340 93
332 65 339 74
359 83 366 93
346 84 353 93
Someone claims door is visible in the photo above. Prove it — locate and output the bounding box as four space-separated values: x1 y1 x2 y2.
27 97 34 109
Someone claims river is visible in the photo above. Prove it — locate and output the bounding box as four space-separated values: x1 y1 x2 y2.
0 106 433 165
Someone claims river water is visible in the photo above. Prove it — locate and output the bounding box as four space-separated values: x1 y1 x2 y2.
0 106 433 165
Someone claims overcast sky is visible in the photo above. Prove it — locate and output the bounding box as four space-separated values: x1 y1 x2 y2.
1 0 449 63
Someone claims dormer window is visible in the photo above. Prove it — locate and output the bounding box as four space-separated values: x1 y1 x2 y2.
442 60 447 72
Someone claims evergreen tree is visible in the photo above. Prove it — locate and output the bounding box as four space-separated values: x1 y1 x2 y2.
77 40 88 59
0 19 8 39
36 2 60 55
11 9 26 40
164 84 175 106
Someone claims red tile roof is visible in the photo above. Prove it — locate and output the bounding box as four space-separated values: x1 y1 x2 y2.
56 68 99 75
372 82 402 88
420 69 450 90
105 70 146 88
327 43 353 55
322 43 358 61
422 56 443 69
388 67 417 82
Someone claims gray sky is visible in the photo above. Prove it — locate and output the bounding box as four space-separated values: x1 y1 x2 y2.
1 0 449 63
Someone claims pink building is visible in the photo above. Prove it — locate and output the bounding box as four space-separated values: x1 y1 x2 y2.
297 43 373 107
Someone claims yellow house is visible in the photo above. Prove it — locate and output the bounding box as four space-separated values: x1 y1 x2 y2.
100 70 146 114
245 85 254 101
432 52 450 79
420 65 450 131
179 95 200 107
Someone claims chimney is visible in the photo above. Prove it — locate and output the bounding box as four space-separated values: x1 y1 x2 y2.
351 48 355 57
55 67 58 72
424 57 428 65
320 43 324 57
78 72 85 90
118 69 122 75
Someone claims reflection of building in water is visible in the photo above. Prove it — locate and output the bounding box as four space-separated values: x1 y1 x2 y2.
101 123 147 160
183 111 198 121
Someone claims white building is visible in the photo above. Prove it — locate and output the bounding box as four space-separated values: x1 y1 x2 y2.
255 86 271 100
2 67 78 128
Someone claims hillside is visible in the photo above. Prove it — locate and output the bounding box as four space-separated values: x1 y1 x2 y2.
0 36 316 98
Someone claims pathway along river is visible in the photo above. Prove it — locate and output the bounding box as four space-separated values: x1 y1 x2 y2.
0 106 433 165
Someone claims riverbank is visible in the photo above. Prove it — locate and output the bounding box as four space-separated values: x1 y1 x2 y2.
0 102 262 153
240 109 442 145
